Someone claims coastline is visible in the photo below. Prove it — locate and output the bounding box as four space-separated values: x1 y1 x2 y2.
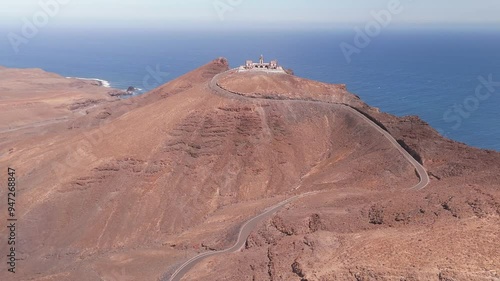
65 76 144 96
66 77 112 88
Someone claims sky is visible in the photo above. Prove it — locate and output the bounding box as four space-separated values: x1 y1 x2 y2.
1 0 499 30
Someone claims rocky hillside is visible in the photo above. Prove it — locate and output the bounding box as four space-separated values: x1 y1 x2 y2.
0 59 498 281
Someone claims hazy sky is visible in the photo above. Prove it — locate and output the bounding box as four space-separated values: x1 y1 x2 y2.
1 0 499 29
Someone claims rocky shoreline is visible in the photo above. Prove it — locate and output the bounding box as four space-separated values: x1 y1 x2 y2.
69 77 139 97
108 86 139 97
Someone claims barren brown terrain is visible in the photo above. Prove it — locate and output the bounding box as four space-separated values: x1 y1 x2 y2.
0 59 498 281
0 67 119 132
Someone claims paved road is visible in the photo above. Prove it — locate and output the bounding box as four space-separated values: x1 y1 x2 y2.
167 70 430 281
168 193 313 281
209 70 430 190
343 106 430 190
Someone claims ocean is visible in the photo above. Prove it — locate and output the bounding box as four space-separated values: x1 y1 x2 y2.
1 28 499 151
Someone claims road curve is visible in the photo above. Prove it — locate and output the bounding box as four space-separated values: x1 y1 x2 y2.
168 193 313 281
167 70 430 281
343 107 430 190
209 69 430 190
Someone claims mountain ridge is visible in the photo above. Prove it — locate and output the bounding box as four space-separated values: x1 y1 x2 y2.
0 58 498 281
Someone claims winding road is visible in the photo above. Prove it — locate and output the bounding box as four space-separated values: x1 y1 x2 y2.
168 192 316 281
167 70 430 281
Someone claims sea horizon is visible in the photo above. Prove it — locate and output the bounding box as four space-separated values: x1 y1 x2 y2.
1 27 499 151
3 1 500 279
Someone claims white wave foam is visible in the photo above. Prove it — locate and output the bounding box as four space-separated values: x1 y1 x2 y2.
66 77 111 88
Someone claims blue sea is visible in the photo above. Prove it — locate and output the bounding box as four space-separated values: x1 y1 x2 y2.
1 28 499 151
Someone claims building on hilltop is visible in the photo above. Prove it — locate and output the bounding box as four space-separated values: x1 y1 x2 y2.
245 60 253 69
244 55 279 70
269 60 278 69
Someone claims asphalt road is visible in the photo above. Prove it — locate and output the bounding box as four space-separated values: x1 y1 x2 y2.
167 70 430 281
343 106 430 190
209 70 430 190
168 193 312 281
